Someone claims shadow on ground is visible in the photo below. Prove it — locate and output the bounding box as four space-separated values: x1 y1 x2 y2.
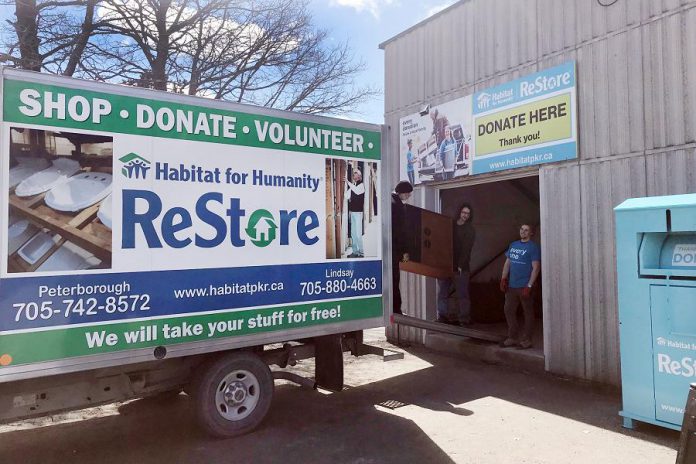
0 381 456 464
0 344 679 464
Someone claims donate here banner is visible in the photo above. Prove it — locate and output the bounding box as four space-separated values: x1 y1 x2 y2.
472 61 578 174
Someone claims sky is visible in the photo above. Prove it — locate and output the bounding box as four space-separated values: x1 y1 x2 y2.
0 0 457 125
308 0 457 124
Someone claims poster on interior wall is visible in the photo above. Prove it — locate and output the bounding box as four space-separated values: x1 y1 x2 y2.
398 95 473 185
471 61 578 174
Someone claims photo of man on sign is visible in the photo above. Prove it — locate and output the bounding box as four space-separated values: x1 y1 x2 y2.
399 96 473 185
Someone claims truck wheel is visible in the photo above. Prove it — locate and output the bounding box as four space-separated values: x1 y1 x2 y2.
192 352 273 438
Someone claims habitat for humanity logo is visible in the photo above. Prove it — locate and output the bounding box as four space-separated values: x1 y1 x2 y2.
120 152 151 179
477 92 492 110
476 89 515 111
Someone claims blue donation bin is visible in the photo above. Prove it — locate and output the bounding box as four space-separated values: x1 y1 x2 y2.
615 193 696 431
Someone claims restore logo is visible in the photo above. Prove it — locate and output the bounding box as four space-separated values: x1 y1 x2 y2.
121 190 319 250
246 209 277 247
657 353 696 377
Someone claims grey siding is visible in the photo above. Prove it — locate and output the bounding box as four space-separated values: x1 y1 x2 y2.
383 0 696 384
539 163 585 379
578 157 647 385
647 148 696 195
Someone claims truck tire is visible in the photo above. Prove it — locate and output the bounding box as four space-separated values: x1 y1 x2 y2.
192 352 273 438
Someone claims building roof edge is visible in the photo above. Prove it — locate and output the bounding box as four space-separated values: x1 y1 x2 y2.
378 0 471 49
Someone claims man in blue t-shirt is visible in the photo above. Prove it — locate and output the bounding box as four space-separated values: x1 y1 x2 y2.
499 223 541 349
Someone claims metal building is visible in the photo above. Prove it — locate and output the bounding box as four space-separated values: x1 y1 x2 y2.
381 0 696 386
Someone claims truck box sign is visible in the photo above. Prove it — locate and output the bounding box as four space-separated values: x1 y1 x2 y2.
0 72 383 372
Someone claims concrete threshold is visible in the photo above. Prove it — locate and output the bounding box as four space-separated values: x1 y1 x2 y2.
391 315 546 373
425 332 546 373
392 314 504 342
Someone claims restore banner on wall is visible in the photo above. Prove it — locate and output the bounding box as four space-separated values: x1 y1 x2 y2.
398 61 577 182
472 61 577 174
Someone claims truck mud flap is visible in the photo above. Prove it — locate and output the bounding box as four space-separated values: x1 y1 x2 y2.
314 334 343 391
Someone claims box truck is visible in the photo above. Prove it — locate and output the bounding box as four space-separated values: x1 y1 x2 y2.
0 68 393 437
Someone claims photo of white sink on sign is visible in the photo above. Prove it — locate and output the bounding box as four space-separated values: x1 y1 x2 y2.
15 158 81 197
45 172 112 212
8 157 51 189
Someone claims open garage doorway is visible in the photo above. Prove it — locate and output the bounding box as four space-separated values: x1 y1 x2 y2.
439 175 543 353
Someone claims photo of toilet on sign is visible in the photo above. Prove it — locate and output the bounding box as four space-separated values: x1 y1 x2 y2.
471 61 578 175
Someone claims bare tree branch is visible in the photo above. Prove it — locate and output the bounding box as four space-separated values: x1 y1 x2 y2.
1 0 377 115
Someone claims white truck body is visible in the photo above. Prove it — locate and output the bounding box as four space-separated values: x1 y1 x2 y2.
0 69 389 435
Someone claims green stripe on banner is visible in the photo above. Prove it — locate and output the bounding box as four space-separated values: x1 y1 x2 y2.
2 79 380 160
0 297 382 367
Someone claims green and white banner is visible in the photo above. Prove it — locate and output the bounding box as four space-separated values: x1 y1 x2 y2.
1 74 383 370
3 79 380 159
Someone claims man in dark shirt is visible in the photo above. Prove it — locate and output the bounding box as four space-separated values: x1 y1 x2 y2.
437 203 476 325
391 180 413 315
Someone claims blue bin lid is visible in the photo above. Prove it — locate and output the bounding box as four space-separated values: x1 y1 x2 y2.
615 193 696 211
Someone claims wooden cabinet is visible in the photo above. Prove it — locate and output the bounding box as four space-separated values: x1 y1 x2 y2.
399 205 454 279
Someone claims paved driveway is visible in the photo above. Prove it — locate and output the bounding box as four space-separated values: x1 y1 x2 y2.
0 331 679 463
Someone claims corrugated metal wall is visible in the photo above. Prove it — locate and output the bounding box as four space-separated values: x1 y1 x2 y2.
383 0 696 385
